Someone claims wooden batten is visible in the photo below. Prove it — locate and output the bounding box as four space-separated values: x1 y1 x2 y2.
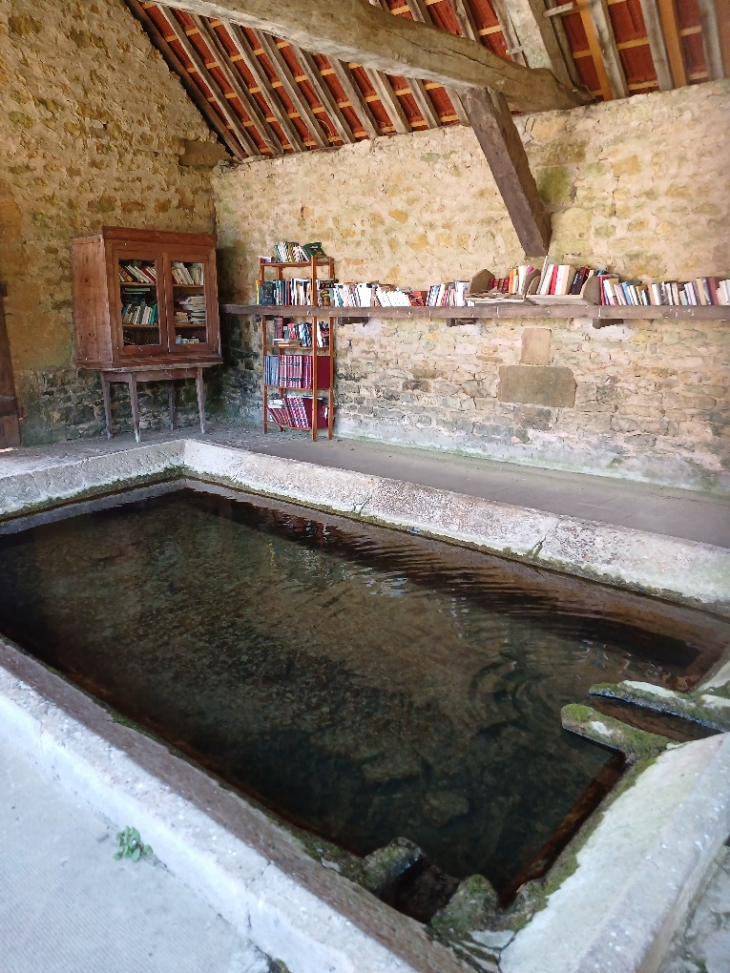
637 0 674 90
158 0 589 112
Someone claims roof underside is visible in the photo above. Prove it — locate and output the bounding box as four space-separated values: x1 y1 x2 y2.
128 0 730 160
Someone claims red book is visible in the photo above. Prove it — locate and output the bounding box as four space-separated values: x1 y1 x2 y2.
549 264 559 295
708 277 720 305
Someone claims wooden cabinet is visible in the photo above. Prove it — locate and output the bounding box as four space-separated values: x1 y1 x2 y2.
71 227 223 441
71 226 222 369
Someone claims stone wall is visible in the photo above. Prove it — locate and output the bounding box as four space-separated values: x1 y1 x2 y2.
214 81 730 493
0 0 217 442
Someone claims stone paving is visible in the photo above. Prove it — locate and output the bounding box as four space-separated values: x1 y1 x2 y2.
660 846 730 973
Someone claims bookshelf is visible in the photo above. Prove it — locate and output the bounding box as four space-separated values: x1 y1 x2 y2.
71 227 223 441
226 302 730 328
258 256 335 441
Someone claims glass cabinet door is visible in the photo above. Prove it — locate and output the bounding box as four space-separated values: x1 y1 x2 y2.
117 255 163 351
169 259 209 350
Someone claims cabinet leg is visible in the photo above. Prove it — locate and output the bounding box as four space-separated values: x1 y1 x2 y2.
101 373 113 439
129 374 140 443
168 382 175 431
196 367 206 434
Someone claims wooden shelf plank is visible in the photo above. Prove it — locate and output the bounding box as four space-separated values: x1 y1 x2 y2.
226 303 730 321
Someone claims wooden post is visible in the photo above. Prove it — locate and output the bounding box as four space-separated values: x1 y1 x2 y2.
461 88 551 257
195 367 206 434
101 372 113 438
128 373 141 443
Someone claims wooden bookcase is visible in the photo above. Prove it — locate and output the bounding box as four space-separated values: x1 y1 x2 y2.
258 256 335 441
71 227 223 440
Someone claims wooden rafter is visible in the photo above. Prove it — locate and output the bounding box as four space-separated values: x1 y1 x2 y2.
361 65 412 134
195 15 282 153
696 0 725 79
576 0 618 99
719 0 730 76
159 0 588 112
657 0 688 88
290 45 355 144
221 21 306 151
506 0 576 88
492 0 529 66
123 0 241 158
636 0 674 90
327 58 381 138
401 0 467 122
371 0 440 129
462 88 551 256
157 6 259 157
252 31 329 148
582 0 628 99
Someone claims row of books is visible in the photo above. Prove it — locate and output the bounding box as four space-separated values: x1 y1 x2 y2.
121 298 158 326
271 241 327 263
600 275 730 306
536 261 594 297
119 262 157 285
257 278 318 305
268 396 327 429
171 262 204 285
264 354 316 389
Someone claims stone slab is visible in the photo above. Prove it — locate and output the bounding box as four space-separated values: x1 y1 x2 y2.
499 365 576 408
501 733 730 973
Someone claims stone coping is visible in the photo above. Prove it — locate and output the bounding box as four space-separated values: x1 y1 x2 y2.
2 437 730 971
0 437 729 614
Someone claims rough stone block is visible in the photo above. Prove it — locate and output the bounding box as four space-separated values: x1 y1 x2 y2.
521 328 552 366
499 366 576 408
178 139 231 167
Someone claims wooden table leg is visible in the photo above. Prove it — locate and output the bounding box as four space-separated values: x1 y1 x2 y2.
128 374 141 443
168 382 175 431
195 367 206 434
101 372 113 439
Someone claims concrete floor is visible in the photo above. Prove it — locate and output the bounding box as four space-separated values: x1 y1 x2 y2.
3 422 730 548
0 740 273 973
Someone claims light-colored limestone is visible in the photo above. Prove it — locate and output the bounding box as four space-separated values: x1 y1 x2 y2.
0 0 216 441
213 81 730 493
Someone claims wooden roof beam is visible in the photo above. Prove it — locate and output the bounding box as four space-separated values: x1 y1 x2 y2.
327 59 381 139
636 0 674 90
401 0 467 122
290 45 355 144
697 0 725 80
157 6 259 157
580 0 629 99
160 0 590 112
507 0 577 89
462 87 551 256
657 0 688 88
194 15 282 153
371 0 441 129
252 30 328 148
122 0 241 159
222 21 306 151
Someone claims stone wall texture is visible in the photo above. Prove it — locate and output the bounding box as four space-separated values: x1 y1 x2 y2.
213 81 730 493
0 0 216 442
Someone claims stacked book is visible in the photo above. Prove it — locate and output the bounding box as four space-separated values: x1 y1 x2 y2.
171 261 204 285
179 294 206 324
272 241 327 262
600 275 730 306
119 262 157 284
